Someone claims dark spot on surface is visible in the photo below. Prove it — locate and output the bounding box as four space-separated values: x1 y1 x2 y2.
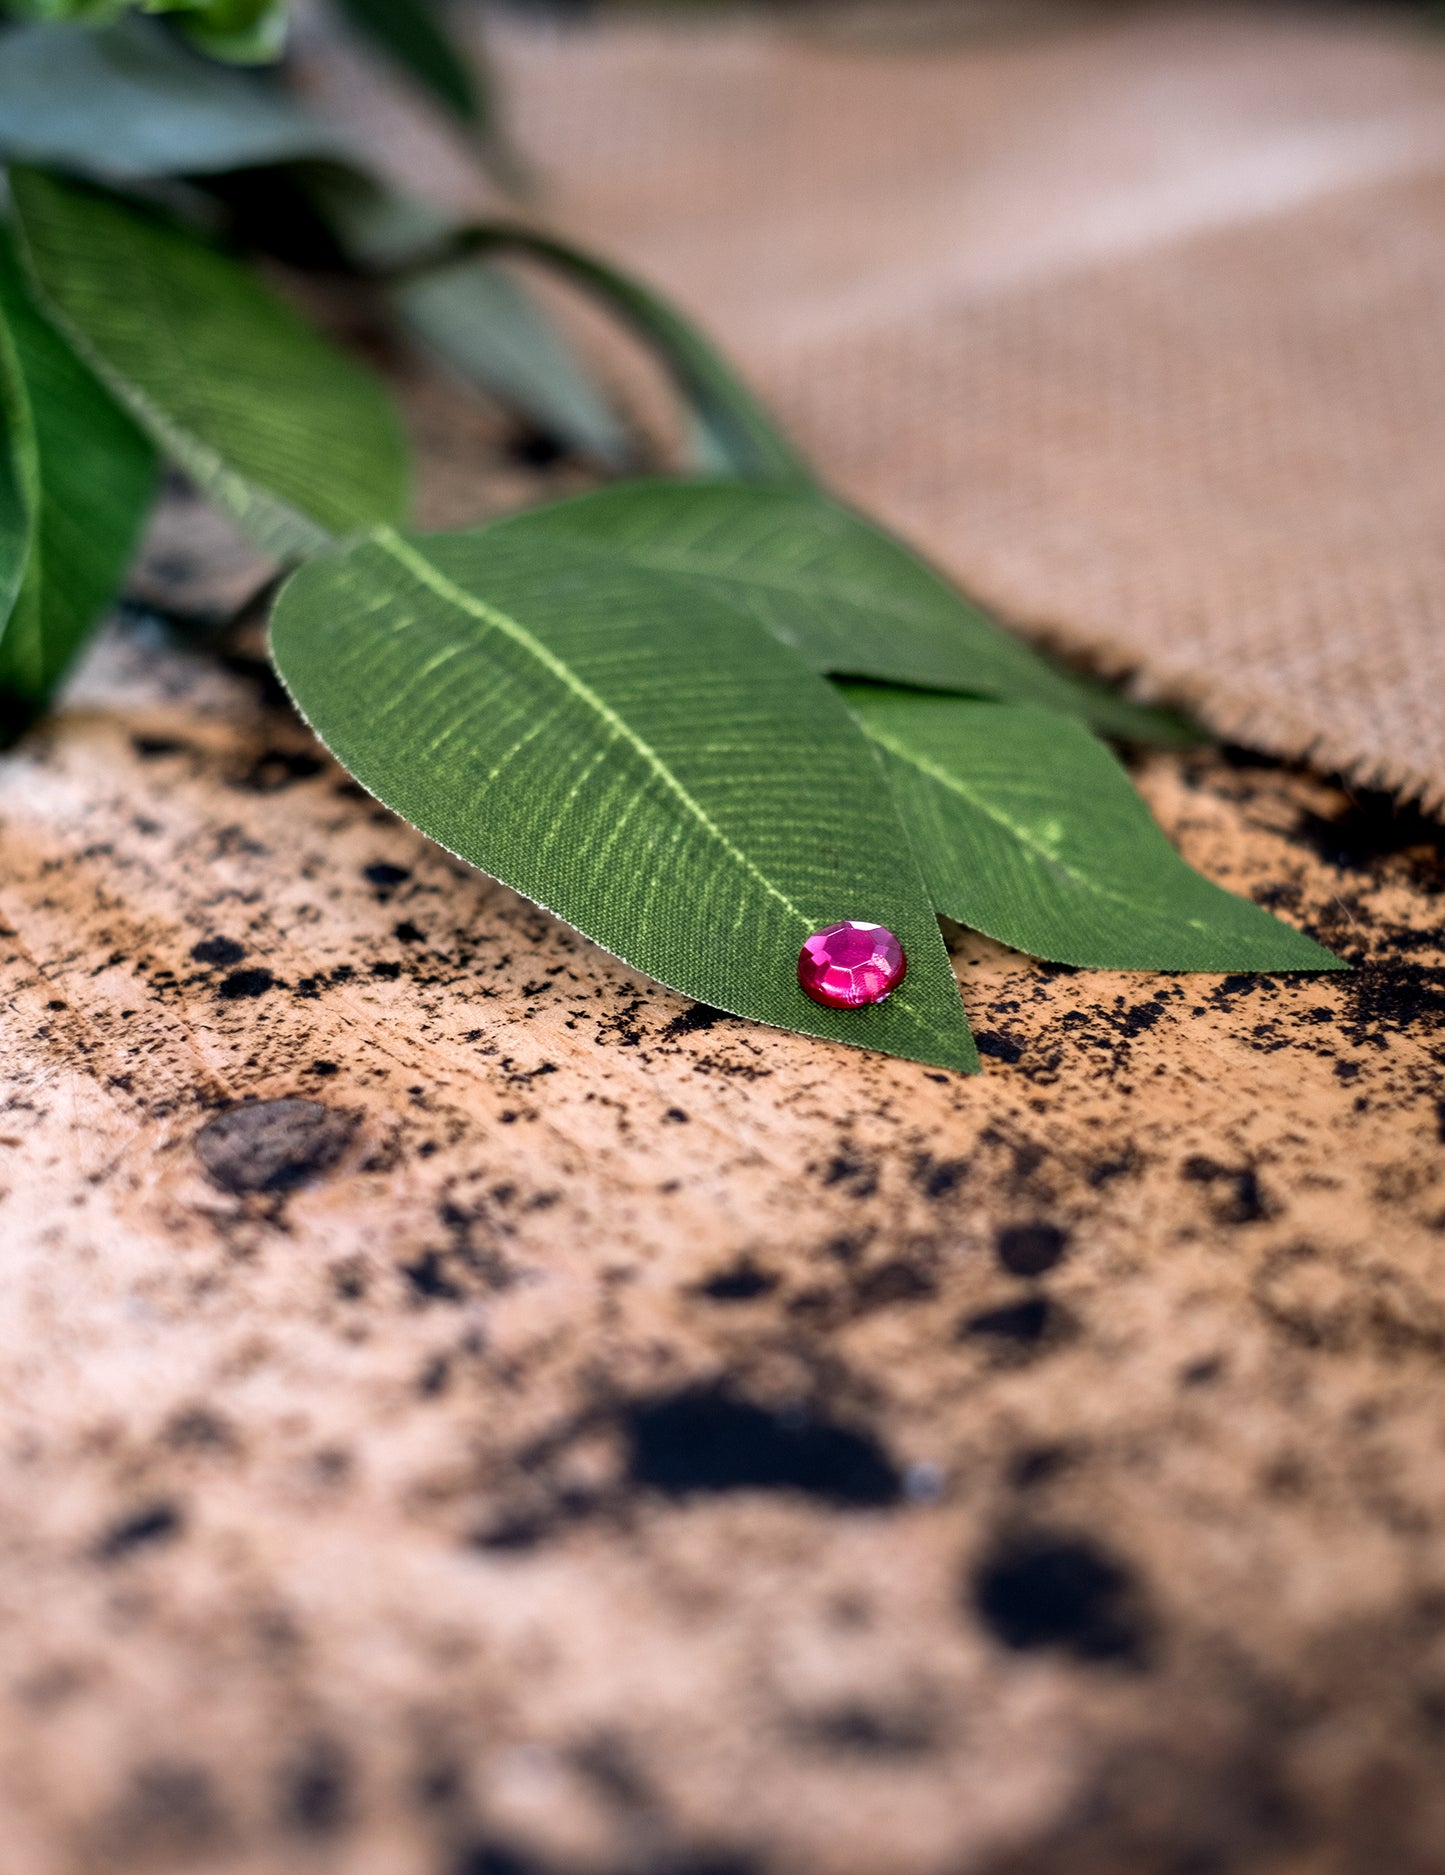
1088 1145 1143 1188
976 1030 1025 1063
165 1407 234 1452
1180 1355 1225 1388
799 1704 934 1756
971 1531 1151 1665
393 921 426 944
1008 1444 1073 1489
402 1249 466 1303
663 1000 726 1038
132 734 187 760
698 1260 778 1302
371 959 402 980
453 1845 577 1875
309 1059 339 1078
820 1148 878 1198
107 1761 225 1854
912 1153 969 1199
995 1221 1069 1277
331 1258 367 1301
95 1501 182 1561
469 1512 552 1553
237 748 324 793
417 1354 450 1396
663 1106 689 1123
1182 1156 1271 1224
962 1296 1072 1350
279 1738 351 1836
851 1259 936 1312
1119 998 1167 1037
195 1099 357 1195
568 1732 652 1812
189 935 246 968
624 1385 902 1507
217 966 276 1000
363 861 411 891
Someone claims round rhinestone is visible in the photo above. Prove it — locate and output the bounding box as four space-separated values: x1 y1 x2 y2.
797 921 907 1010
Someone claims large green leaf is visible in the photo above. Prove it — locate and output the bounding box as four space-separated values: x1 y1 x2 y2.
9 165 408 557
405 228 813 488
270 525 980 1072
0 20 342 180
478 480 1195 744
0 231 156 713
844 686 1343 972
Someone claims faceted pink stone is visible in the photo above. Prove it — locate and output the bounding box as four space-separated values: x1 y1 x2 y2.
797 921 907 1010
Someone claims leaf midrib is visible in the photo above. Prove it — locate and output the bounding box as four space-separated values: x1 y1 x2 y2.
375 528 810 928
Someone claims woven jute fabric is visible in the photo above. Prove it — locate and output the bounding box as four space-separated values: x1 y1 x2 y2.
453 5 1445 806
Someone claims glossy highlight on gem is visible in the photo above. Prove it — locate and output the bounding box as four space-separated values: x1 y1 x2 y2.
798 921 907 1010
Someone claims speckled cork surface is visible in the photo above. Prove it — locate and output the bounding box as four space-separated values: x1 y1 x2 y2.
1 374 1444 1875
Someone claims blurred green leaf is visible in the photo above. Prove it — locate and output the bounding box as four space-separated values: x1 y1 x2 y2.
10 165 408 557
327 0 526 188
0 19 339 179
395 258 631 466
172 0 288 64
844 685 1344 971
331 0 477 124
271 522 979 1072
0 229 156 713
478 479 1195 743
311 167 628 465
416 226 814 486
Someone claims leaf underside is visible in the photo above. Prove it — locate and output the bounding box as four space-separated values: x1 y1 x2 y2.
9 165 408 559
0 230 156 707
270 526 980 1073
481 480 1196 745
0 19 344 181
843 686 1344 972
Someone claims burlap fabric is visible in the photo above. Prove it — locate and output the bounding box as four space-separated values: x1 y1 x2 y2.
455 5 1445 806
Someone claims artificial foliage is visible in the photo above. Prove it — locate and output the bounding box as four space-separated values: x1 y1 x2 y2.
0 0 1344 1072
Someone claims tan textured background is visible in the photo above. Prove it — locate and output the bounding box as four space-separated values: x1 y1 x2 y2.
2 10 1445 1874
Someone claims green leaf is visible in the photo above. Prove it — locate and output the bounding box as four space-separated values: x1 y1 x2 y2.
9 165 408 557
393 258 631 466
308 168 628 465
175 0 289 66
331 0 479 125
405 228 814 488
0 19 341 180
0 228 156 711
270 525 980 1073
843 686 1344 972
477 479 1196 744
